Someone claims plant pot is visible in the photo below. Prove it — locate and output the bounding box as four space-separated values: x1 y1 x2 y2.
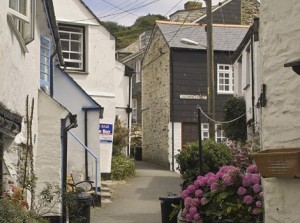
252 148 300 177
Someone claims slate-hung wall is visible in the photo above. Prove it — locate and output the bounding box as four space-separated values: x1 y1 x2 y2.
142 28 171 167
171 49 233 123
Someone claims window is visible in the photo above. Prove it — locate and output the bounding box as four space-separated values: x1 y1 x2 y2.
245 45 251 89
40 36 51 94
9 0 30 23
135 61 141 83
58 25 85 71
217 64 234 94
201 123 209 140
215 124 226 143
7 0 35 49
132 99 137 124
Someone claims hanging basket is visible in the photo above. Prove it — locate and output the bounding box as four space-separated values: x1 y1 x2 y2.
252 148 300 178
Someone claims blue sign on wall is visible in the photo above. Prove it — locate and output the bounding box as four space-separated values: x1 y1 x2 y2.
99 123 113 143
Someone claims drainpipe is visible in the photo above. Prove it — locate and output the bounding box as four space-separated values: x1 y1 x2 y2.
127 73 132 156
50 51 56 97
251 27 255 134
170 49 175 172
82 106 102 181
61 113 78 223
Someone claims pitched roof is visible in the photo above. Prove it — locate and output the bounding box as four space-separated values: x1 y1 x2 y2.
156 21 249 52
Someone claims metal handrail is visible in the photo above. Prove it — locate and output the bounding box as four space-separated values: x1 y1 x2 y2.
68 131 99 196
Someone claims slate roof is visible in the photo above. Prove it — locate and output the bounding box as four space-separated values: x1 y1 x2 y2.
157 21 249 52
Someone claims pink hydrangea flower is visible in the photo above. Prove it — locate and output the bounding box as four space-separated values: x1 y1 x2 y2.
251 174 261 185
242 173 252 187
185 213 193 222
181 190 189 199
243 195 253 205
184 197 193 207
200 197 207 205
252 184 262 193
192 198 200 207
193 213 201 221
256 200 262 208
195 189 203 197
189 207 198 215
210 182 219 191
246 164 258 173
222 174 233 186
187 185 196 194
237 187 247 196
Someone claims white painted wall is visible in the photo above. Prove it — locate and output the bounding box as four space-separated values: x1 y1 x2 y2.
233 36 261 140
260 1 300 222
1 0 69 215
169 122 182 172
53 67 100 185
36 90 69 216
52 0 122 174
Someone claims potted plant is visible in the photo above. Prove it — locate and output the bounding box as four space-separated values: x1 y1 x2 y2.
180 164 264 223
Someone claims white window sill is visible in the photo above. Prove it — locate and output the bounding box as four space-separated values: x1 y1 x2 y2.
64 70 89 75
217 91 234 95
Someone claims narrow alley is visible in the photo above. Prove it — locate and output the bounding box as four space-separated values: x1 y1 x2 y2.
91 161 182 223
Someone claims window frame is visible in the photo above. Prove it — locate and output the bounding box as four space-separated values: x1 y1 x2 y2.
7 0 35 52
40 35 51 94
58 24 85 71
201 123 209 140
135 61 141 83
132 99 138 124
215 124 226 143
217 64 234 94
9 0 30 23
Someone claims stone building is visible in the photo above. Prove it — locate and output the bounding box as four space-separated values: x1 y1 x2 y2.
142 21 248 169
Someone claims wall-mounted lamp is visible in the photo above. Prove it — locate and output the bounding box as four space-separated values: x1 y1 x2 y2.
284 58 300 75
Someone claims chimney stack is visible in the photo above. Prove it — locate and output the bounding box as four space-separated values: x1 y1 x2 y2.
184 1 202 10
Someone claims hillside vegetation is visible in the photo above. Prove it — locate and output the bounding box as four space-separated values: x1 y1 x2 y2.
102 14 168 49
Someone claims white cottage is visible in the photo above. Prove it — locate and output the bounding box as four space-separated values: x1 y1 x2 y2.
52 0 131 178
0 0 77 220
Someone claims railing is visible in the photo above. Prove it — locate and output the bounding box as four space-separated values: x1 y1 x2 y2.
68 131 99 195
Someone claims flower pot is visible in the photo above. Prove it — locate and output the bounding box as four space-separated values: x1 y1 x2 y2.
252 148 300 177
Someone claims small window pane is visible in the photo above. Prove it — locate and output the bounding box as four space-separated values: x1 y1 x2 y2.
61 41 69 50
70 53 81 60
71 42 81 51
72 33 81 40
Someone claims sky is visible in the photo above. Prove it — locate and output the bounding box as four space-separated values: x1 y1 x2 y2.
83 0 223 26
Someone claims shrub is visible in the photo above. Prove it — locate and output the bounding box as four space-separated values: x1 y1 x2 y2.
113 117 129 156
0 199 47 223
223 97 247 142
111 156 135 180
175 140 233 187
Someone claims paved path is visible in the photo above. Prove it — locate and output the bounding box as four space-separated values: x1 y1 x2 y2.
91 161 182 223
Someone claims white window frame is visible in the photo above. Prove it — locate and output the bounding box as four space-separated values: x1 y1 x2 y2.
139 32 147 49
40 36 51 94
58 24 85 71
132 99 138 124
201 123 209 140
135 61 141 83
215 124 226 143
9 0 30 23
217 64 234 94
7 0 35 51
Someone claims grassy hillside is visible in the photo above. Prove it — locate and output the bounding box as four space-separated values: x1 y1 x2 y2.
102 14 168 50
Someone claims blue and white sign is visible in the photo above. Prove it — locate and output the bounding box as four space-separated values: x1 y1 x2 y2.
99 123 113 143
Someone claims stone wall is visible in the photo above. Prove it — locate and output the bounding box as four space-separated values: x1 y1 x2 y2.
260 1 300 222
142 27 170 168
241 0 260 25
